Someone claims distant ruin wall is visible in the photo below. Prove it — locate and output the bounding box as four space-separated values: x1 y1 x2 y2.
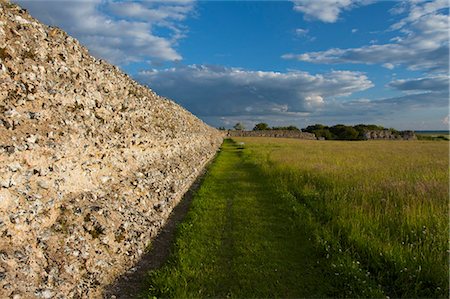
0 3 223 298
228 130 317 140
364 130 417 140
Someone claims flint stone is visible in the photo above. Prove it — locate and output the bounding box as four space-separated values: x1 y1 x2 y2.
0 2 224 298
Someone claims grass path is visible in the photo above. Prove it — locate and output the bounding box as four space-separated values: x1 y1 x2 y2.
143 139 332 298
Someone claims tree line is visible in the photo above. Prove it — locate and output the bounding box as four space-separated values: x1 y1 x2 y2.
217 122 301 132
219 122 400 140
303 124 399 140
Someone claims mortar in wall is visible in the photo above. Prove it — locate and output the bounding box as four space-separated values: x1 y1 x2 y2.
0 2 223 297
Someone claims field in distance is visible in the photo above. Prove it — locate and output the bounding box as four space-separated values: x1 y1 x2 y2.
144 137 448 298
416 130 450 141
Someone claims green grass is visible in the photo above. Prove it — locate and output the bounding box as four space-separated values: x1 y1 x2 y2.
143 139 343 298
143 138 448 298
234 137 449 298
416 133 449 141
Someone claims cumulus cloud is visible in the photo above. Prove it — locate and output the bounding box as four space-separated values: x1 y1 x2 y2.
137 64 447 129
137 64 373 117
203 88 449 129
306 90 448 128
330 75 448 125
15 0 195 64
336 74 447 125
291 0 373 23
284 0 449 73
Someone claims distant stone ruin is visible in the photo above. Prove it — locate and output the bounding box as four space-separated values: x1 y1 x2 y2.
228 130 317 140
364 130 417 140
228 129 417 141
0 2 222 298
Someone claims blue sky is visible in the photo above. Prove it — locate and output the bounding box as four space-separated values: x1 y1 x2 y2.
16 0 449 130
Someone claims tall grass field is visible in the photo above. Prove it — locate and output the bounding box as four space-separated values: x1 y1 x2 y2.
234 137 449 297
144 138 448 298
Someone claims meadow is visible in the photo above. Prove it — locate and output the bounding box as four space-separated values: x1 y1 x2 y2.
144 138 448 298
236 137 449 297
416 131 450 141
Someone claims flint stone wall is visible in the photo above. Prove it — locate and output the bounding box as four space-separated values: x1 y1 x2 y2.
364 130 417 140
0 2 223 298
228 130 317 140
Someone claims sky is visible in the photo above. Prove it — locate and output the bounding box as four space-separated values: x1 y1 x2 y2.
15 0 450 130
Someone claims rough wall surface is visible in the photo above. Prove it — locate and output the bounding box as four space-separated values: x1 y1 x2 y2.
228 130 317 140
0 2 223 298
364 130 417 140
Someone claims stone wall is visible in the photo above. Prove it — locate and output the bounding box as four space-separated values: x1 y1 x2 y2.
364 130 417 140
0 2 223 298
228 130 317 140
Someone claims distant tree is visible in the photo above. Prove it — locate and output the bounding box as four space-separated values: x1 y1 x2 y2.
304 124 327 132
285 125 300 131
233 122 245 131
217 126 226 131
354 124 386 139
303 123 402 140
272 125 300 131
253 122 269 131
329 124 359 140
388 128 401 137
303 124 333 139
354 124 385 131
314 129 334 140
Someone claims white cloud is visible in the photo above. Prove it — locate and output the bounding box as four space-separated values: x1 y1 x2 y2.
309 90 448 125
367 92 448 109
136 64 447 129
382 63 395 70
351 28 358 33
15 0 195 64
106 1 193 22
295 28 309 36
361 75 449 112
305 95 325 109
390 0 449 30
137 64 373 117
291 0 373 23
284 0 449 73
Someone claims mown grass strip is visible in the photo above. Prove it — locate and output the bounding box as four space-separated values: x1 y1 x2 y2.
142 139 339 298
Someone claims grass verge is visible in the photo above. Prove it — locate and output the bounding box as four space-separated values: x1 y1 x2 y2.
142 139 350 298
142 138 448 298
